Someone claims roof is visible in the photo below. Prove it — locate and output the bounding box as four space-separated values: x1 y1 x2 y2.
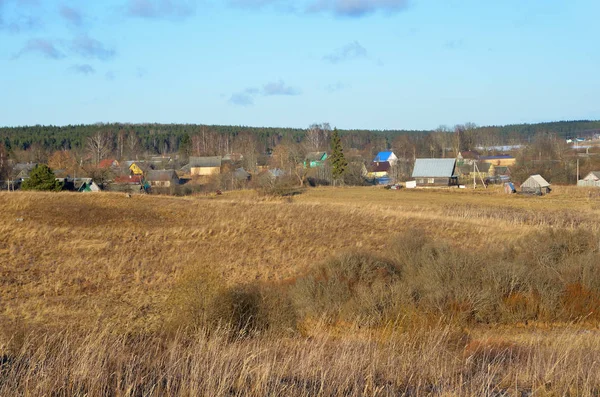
479 155 515 160
306 152 327 162
189 156 222 168
13 163 37 171
146 170 178 182
98 159 118 168
373 151 397 162
584 171 600 180
370 161 391 173
521 174 550 188
412 158 456 178
233 167 251 180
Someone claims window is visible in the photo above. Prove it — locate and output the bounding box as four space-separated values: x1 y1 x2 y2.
428 178 434 184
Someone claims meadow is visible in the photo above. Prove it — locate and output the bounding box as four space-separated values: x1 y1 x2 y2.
1 186 600 396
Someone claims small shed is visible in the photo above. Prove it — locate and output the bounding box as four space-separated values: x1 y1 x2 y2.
412 158 458 187
521 174 551 195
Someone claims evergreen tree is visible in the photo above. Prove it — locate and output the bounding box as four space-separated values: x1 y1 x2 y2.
21 164 63 191
329 128 347 185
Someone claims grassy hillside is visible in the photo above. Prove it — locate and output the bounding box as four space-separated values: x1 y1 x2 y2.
2 187 600 395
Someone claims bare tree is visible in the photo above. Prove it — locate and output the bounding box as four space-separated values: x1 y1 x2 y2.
87 131 112 165
126 131 141 159
305 123 331 152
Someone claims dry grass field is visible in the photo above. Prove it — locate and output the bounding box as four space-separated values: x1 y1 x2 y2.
2 186 600 396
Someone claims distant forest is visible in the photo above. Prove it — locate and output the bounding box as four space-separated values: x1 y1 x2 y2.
1 120 600 156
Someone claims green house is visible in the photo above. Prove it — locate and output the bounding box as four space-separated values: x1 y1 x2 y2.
304 152 328 168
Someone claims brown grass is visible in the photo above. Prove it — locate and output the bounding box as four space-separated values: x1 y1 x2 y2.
2 187 600 395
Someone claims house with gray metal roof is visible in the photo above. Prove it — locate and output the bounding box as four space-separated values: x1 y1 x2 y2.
182 156 222 176
411 158 458 187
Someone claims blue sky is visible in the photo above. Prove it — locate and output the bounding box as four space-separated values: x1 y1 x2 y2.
1 0 599 130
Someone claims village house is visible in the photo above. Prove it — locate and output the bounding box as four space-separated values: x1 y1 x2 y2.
373 151 398 166
304 152 328 168
366 161 391 179
456 151 480 166
411 158 458 187
125 161 145 176
146 170 179 188
185 156 222 176
98 159 120 169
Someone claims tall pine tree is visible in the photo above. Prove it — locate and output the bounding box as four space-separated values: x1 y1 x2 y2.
329 128 347 185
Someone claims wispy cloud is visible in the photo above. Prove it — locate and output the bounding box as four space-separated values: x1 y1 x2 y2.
323 41 367 63
15 38 65 59
229 92 255 106
70 34 115 60
59 5 84 27
307 0 410 17
229 81 300 106
228 0 410 17
262 80 300 96
325 81 348 93
126 0 196 20
69 64 95 75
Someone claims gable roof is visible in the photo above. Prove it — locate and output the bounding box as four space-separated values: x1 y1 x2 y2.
584 171 600 181
373 151 397 162
146 170 178 182
369 161 391 173
306 152 327 162
521 174 550 188
189 156 222 168
412 158 456 178
479 155 515 160
98 159 118 168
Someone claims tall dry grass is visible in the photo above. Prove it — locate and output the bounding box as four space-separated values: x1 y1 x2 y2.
2 188 600 395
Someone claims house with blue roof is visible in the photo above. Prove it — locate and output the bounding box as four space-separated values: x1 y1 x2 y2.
373 151 398 165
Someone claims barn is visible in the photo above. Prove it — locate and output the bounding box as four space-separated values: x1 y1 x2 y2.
521 174 551 195
411 159 458 187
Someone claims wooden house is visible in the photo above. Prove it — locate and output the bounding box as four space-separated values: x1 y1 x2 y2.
146 170 179 188
521 174 551 195
367 161 391 179
126 162 145 176
304 152 328 168
186 156 222 176
412 158 458 187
